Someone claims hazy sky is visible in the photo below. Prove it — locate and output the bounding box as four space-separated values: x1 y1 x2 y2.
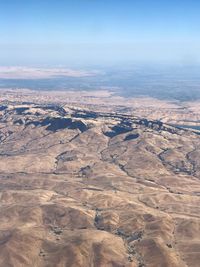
1 0 200 66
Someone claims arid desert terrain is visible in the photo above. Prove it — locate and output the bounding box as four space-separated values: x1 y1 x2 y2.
0 91 200 267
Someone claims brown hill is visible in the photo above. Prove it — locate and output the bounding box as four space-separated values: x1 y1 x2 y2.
0 103 199 267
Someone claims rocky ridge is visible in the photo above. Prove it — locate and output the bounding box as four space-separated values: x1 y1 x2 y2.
0 103 200 267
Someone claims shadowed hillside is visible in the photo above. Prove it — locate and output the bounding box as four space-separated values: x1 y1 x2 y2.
0 103 199 267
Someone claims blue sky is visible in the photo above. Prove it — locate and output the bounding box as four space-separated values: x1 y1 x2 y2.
1 0 200 66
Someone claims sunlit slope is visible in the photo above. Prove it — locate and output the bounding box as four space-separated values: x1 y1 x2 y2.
0 104 199 267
